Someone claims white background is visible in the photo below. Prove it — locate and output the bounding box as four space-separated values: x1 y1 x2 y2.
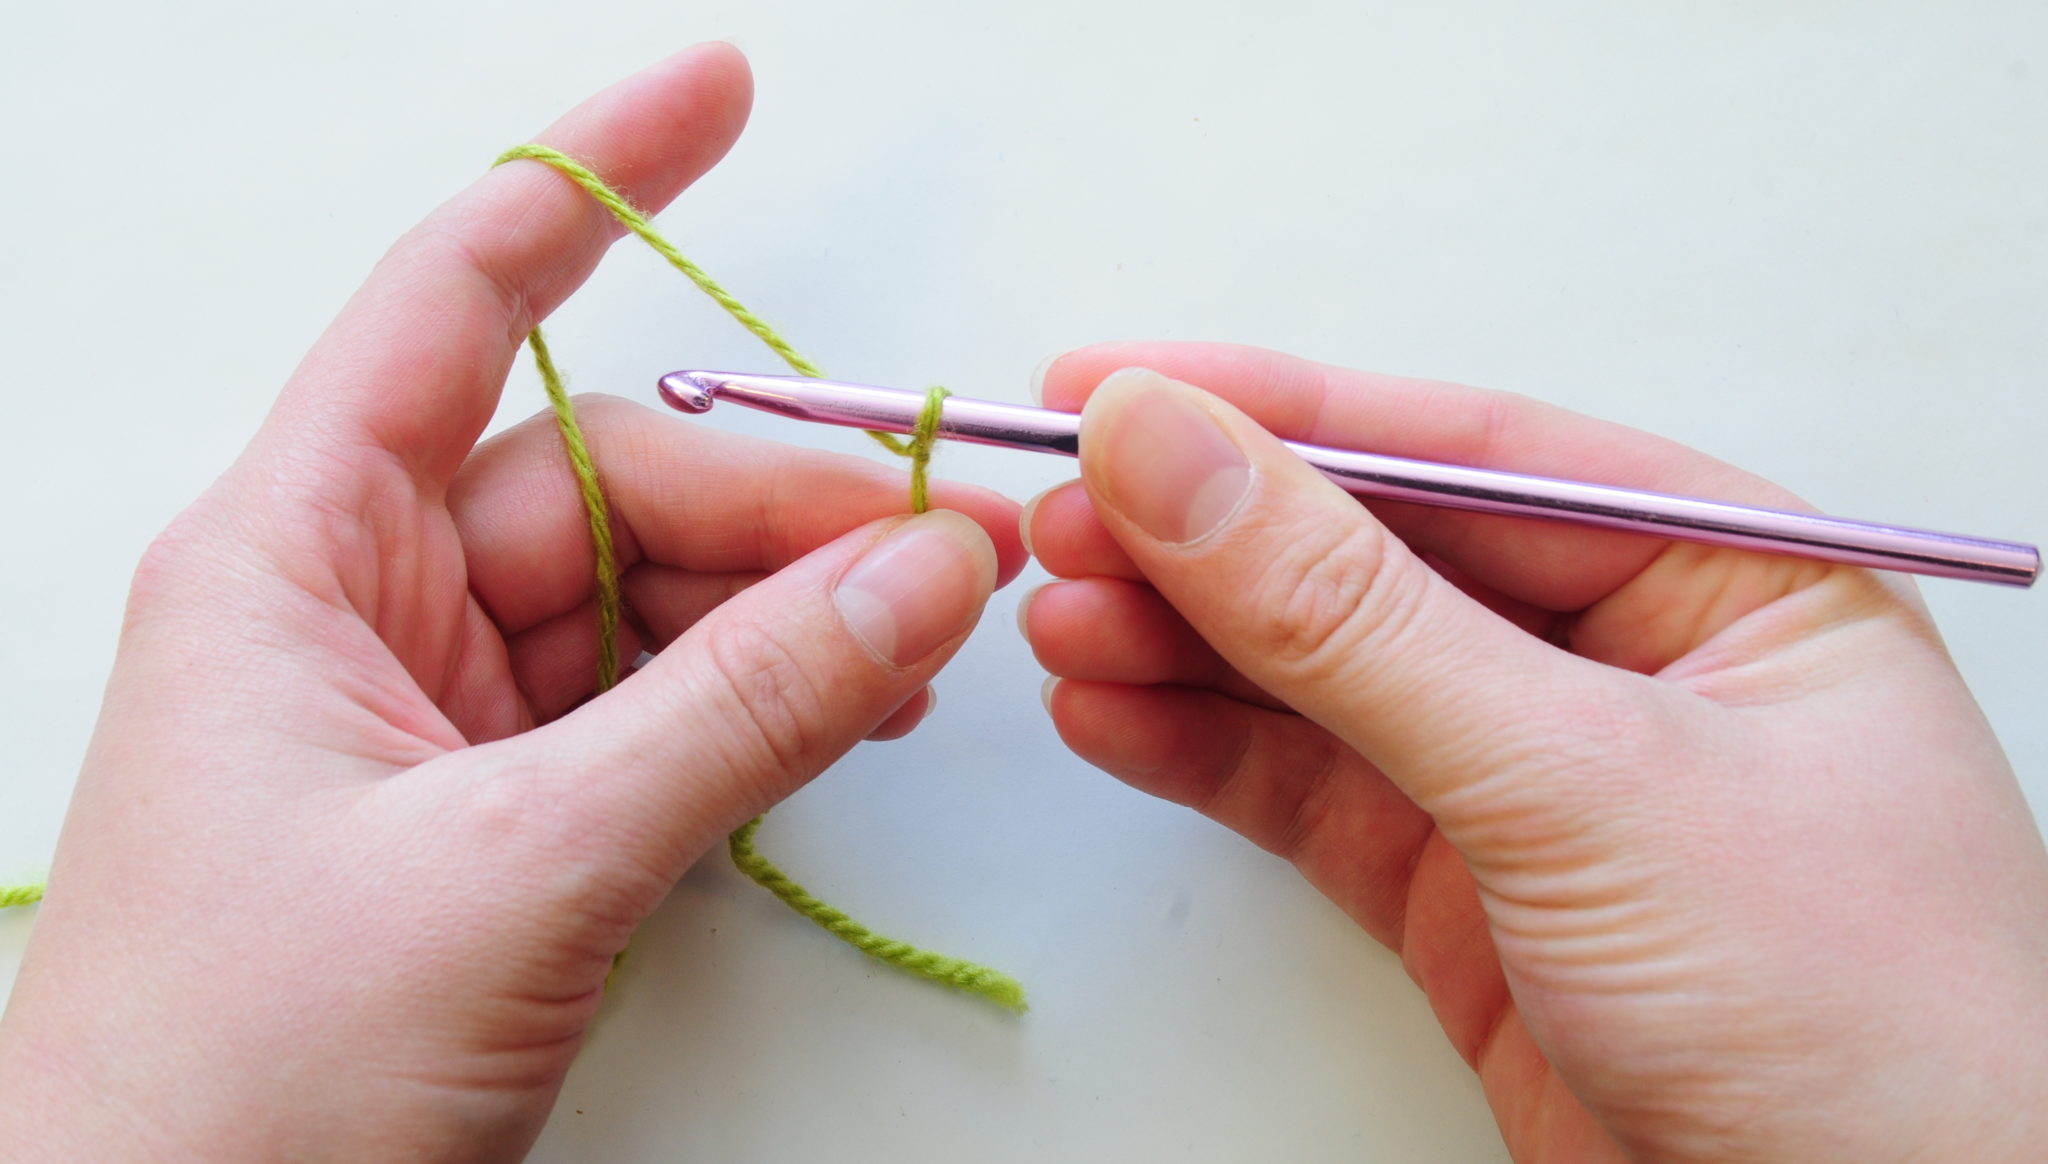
4 3 2044 1160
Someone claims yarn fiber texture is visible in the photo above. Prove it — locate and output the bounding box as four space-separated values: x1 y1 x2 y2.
0 146 1024 1016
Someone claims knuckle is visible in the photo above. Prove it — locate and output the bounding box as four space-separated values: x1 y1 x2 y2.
699 617 831 782
127 505 224 623
565 391 644 453
408 218 535 342
1240 515 1427 686
130 519 196 605
566 391 637 423
1463 384 1521 467
1273 736 1350 863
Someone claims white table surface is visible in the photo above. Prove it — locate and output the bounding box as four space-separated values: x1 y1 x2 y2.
4 3 2043 1160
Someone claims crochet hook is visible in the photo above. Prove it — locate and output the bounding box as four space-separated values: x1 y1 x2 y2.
656 370 2040 588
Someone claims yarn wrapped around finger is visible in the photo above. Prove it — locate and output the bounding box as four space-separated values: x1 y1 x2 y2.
494 144 1023 1012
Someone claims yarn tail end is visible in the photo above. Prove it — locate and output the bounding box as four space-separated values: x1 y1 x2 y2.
965 972 1028 1014
891 958 1028 1014
0 883 47 910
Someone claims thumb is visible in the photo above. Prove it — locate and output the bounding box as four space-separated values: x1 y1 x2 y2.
1076 366 1648 826
529 508 998 874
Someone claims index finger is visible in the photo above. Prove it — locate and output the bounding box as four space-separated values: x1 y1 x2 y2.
1038 341 1810 613
260 43 753 492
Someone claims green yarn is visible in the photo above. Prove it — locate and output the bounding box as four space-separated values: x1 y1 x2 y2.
0 147 1021 1016
491 145 915 459
496 145 1021 1011
523 325 623 692
729 816 1025 1011
0 883 42 910
908 386 949 514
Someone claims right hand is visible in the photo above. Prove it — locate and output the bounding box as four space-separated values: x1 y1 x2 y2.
1022 344 2048 1162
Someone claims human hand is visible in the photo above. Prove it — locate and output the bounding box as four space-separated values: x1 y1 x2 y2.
1022 344 2048 1162
0 44 1023 1163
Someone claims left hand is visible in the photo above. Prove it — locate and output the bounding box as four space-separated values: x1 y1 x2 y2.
0 43 1023 1163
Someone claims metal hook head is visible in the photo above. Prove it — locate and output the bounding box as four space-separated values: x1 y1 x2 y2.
657 371 716 413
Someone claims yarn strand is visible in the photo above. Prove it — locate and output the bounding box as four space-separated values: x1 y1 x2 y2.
908 386 949 514
494 145 1020 1010
729 816 1025 1011
3 148 1014 1013
492 144 914 458
0 884 42 909
525 325 622 691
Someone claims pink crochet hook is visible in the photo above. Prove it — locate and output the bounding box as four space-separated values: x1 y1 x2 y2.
657 370 2040 588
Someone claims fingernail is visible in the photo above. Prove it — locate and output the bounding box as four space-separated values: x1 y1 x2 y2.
1014 583 1045 639
1086 368 1252 545
1018 486 1046 559
1029 353 1063 405
1015 477 1064 557
835 511 995 667
921 687 938 722
1040 675 1060 713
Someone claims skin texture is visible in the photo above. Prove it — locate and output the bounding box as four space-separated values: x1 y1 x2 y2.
2 42 2043 1164
0 45 1024 1162
1022 348 2048 1163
